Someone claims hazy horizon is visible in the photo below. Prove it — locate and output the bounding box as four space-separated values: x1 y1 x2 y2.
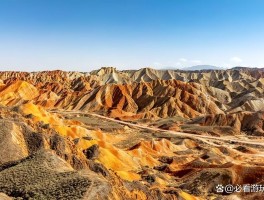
0 65 263 73
1 0 264 71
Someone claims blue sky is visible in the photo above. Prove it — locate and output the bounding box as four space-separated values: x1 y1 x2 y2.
0 0 264 71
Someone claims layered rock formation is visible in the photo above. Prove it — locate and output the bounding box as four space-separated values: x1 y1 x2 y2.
0 67 263 116
0 67 263 199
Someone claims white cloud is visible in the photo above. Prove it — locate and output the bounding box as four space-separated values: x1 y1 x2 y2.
175 62 181 66
191 60 202 64
151 58 203 69
179 58 187 62
230 57 243 63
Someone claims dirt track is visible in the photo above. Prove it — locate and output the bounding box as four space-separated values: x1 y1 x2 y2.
52 109 264 148
89 113 264 148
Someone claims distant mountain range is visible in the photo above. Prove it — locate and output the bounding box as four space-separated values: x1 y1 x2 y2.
177 65 263 71
182 65 224 71
156 65 225 71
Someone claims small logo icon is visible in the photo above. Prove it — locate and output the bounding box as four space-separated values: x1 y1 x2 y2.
216 184 224 193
